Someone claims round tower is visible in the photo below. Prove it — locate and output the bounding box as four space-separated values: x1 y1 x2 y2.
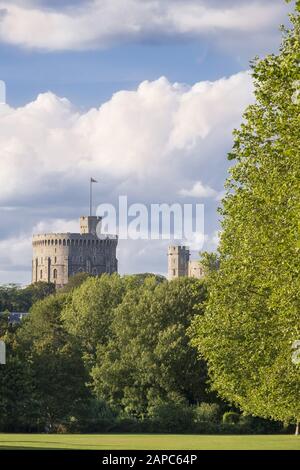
32 216 118 288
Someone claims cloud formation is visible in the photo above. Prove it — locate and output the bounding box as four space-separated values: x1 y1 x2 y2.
0 73 253 203
0 72 253 283
0 0 289 51
179 181 218 199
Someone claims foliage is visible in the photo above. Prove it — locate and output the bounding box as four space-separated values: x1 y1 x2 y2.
149 401 196 433
91 277 210 417
190 3 300 427
17 294 90 430
62 274 128 365
194 402 221 423
223 412 240 425
0 282 55 312
199 252 220 277
59 272 91 293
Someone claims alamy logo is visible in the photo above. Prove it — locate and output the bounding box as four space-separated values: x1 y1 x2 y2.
96 196 205 246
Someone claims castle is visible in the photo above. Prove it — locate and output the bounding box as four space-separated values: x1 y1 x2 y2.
168 245 204 280
32 216 118 288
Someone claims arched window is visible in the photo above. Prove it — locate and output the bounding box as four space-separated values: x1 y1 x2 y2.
53 269 57 279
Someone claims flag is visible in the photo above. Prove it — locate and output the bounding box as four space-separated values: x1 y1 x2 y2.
90 177 97 183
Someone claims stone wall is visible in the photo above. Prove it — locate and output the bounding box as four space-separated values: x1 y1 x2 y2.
32 229 118 288
168 245 204 280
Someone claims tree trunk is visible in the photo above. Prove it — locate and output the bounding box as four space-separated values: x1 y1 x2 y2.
295 422 299 436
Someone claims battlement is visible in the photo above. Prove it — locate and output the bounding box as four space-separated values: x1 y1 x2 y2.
32 233 117 247
168 245 204 280
32 216 118 287
80 216 102 235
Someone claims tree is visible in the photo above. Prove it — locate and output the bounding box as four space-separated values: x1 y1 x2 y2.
18 294 89 430
59 272 91 293
191 2 300 433
92 277 211 417
62 274 127 366
0 282 55 312
62 273 165 367
0 309 36 431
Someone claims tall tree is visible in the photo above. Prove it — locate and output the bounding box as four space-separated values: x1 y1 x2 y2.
18 294 89 430
92 277 210 417
191 1 300 432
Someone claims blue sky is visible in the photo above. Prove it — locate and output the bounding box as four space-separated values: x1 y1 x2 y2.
0 0 294 284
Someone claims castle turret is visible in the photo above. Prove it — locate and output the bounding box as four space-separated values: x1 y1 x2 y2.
168 245 205 280
168 245 190 280
32 216 117 288
80 216 102 235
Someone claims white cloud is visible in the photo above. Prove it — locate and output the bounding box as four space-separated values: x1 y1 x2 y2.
179 181 218 199
0 218 77 271
32 218 78 235
0 0 289 51
0 72 253 205
0 72 253 283
0 218 78 284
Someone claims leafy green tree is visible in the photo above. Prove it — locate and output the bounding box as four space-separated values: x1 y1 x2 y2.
92 277 210 417
22 282 56 307
191 2 300 433
18 294 89 430
0 312 37 431
199 252 220 276
62 274 127 366
59 272 91 293
0 282 55 312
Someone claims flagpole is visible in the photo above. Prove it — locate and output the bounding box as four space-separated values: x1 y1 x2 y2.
90 178 97 216
90 178 92 216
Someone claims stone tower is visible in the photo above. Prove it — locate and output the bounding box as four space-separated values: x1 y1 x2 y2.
168 245 190 280
188 260 204 279
32 216 118 288
168 245 204 280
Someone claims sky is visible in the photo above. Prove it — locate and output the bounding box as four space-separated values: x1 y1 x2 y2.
0 0 294 284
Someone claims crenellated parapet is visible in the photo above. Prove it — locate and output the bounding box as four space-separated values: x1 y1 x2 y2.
32 217 118 288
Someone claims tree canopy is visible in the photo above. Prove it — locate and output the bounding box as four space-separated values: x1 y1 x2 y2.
191 3 300 428
91 277 209 417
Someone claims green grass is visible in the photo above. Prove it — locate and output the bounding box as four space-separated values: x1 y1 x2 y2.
0 434 299 450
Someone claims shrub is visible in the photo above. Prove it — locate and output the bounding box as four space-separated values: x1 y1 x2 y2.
194 403 221 423
150 402 195 433
74 399 117 432
238 415 284 434
222 411 240 425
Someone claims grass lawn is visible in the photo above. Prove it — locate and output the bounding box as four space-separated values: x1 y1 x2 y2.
0 434 299 450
